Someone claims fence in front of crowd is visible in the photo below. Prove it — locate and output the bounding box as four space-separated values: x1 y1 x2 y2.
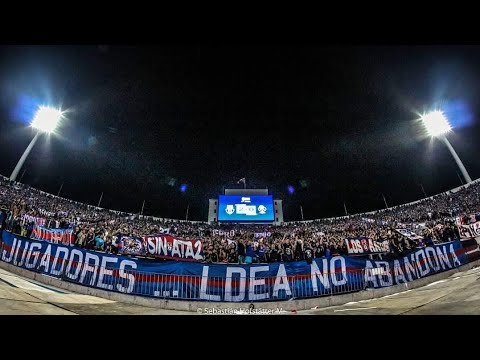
0 230 473 302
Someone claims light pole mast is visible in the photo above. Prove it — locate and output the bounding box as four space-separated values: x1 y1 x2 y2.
421 110 473 185
441 135 472 184
10 132 41 181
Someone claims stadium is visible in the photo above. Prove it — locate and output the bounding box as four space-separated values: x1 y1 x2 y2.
1 45 480 315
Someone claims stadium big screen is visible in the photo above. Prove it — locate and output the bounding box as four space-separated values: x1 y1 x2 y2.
218 195 274 222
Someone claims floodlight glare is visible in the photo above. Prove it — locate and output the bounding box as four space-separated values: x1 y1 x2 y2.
10 105 64 181
419 108 472 184
421 110 452 137
31 106 63 133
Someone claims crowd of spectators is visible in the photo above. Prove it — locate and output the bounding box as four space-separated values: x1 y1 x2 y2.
1 174 478 264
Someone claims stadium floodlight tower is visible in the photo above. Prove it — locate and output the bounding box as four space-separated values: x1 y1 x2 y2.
9 106 63 182
421 110 472 184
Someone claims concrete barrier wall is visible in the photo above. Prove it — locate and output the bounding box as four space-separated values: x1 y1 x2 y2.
1 259 479 312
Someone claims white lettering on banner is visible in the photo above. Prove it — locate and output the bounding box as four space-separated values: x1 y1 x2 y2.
193 240 203 260
345 238 390 254
393 259 406 284
353 240 363 253
146 236 203 260
330 256 347 286
249 266 270 301
416 249 430 277
375 261 392 287
425 247 440 271
396 228 423 241
97 257 118 290
471 222 480 236
199 266 221 301
52 230 60 244
146 237 154 254
436 246 452 270
311 258 331 291
25 243 42 269
0 234 468 300
8 239 139 293
273 264 291 297
346 239 356 253
32 226 74 245
224 267 246 302
364 261 379 287
254 232 272 238
458 225 472 239
212 229 235 237
37 244 52 273
17 241 29 267
116 260 137 294
368 239 376 252
184 243 194 258
50 247 69 276
65 249 84 280
171 240 181 258
450 244 461 267
2 237 16 262
403 253 418 282
79 253 100 286
151 236 163 255
12 239 23 266
155 237 167 256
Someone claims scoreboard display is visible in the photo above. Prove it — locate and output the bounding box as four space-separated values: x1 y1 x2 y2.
218 195 274 222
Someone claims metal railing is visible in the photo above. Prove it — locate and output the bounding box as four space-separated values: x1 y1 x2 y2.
59 267 366 302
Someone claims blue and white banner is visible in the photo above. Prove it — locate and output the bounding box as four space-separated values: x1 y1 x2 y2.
0 231 467 302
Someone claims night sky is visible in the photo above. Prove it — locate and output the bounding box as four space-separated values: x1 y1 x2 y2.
1 45 480 221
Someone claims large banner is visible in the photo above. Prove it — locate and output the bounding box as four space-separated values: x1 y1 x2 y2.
345 237 390 255
395 228 423 241
155 227 170 235
0 231 467 302
458 222 480 239
117 236 146 256
254 231 272 238
455 213 480 239
22 215 46 227
143 235 204 261
31 226 74 246
117 234 204 261
212 229 235 238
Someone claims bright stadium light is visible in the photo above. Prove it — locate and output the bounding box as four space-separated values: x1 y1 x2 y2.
421 110 452 137
9 105 64 182
31 106 63 133
421 110 472 184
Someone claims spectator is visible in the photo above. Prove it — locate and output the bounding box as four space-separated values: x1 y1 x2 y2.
237 240 246 264
0 173 477 264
